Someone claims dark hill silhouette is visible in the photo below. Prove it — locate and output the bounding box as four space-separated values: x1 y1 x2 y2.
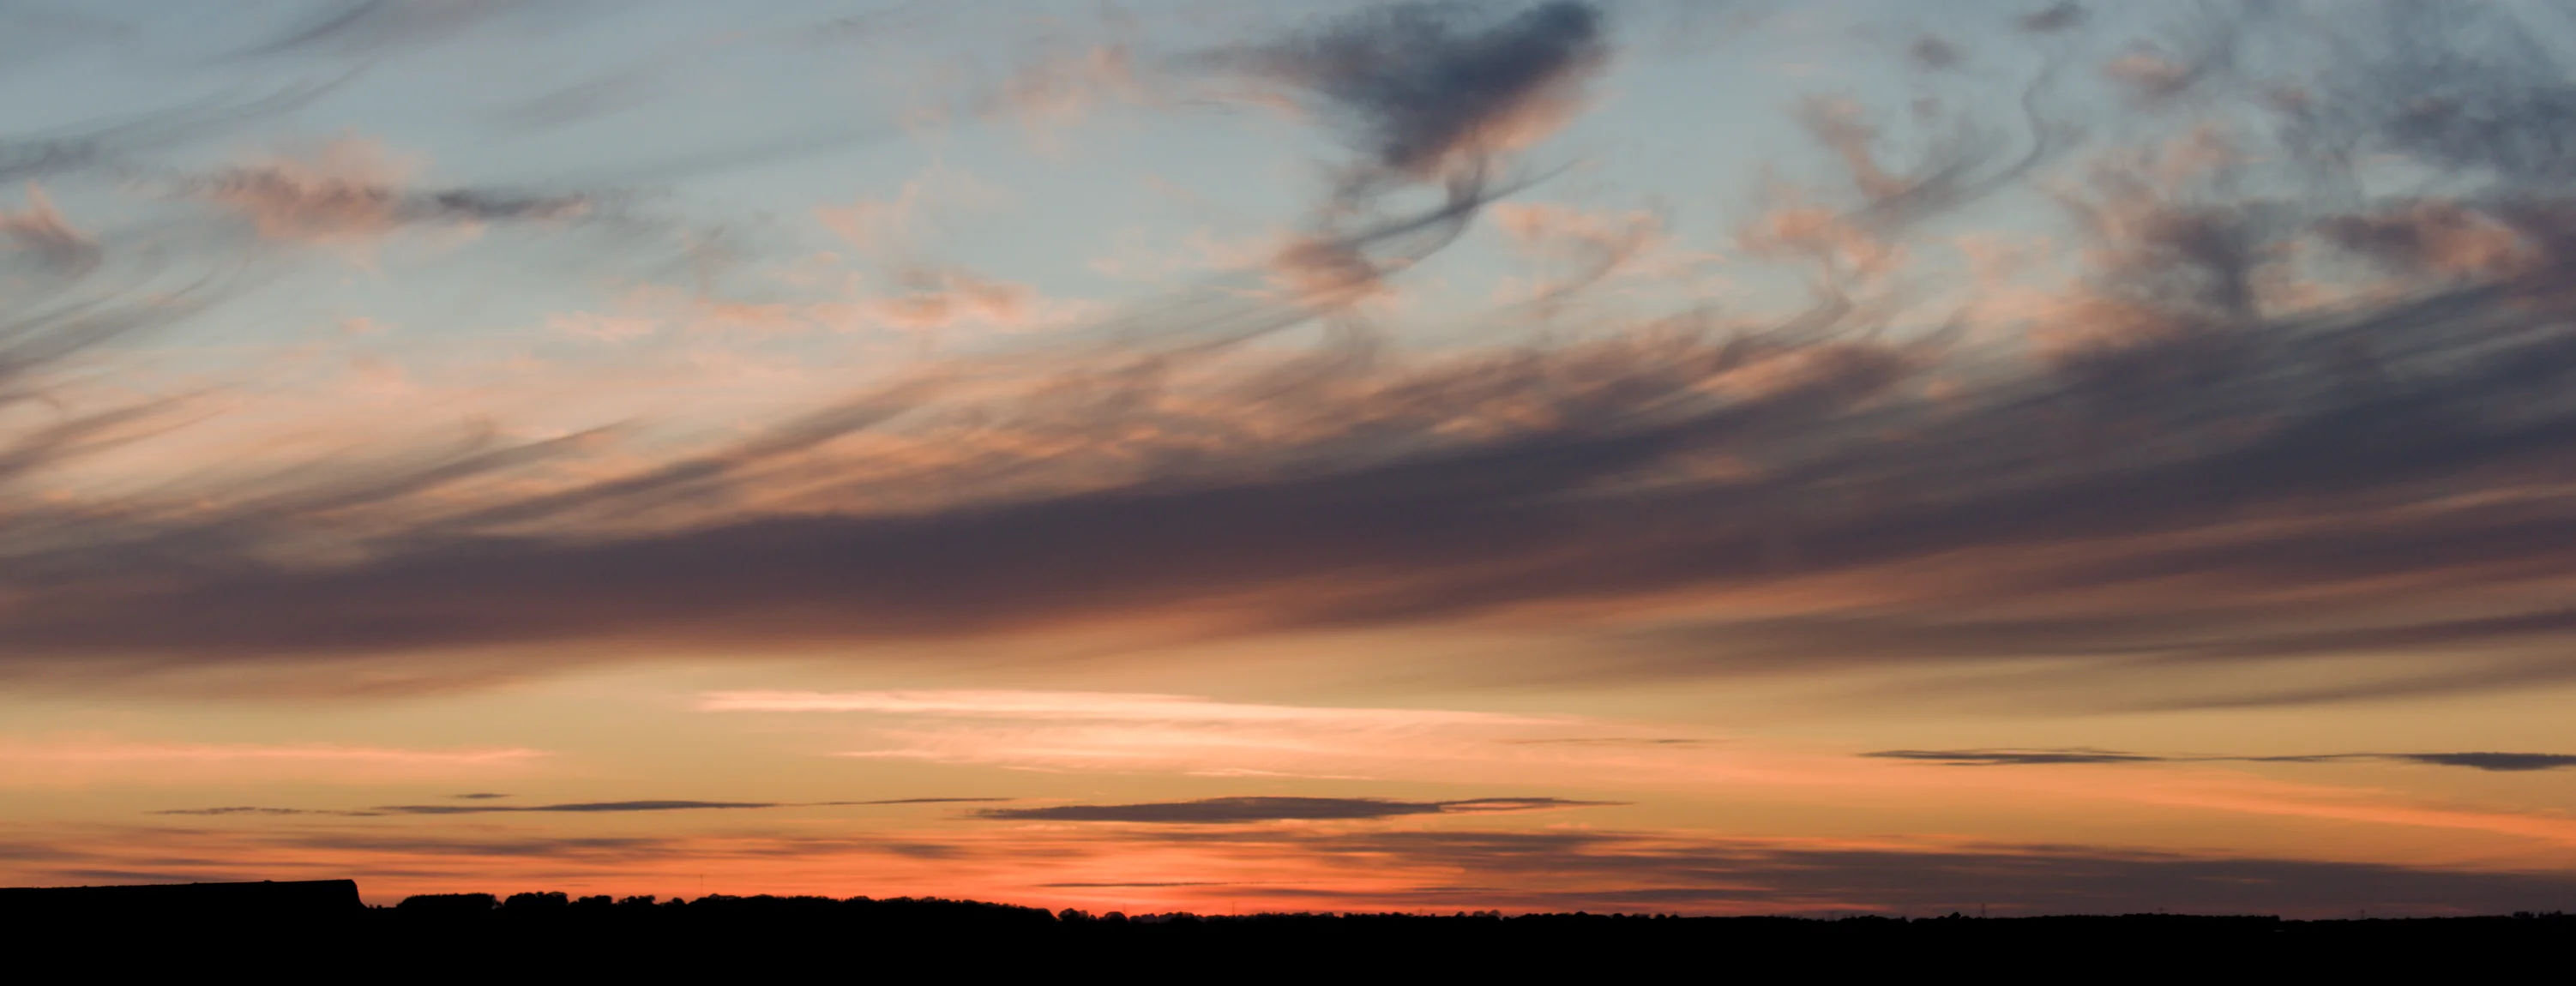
0 879 360 917
4 880 2568 975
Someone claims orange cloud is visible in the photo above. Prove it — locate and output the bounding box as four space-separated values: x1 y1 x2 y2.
8 814 2572 917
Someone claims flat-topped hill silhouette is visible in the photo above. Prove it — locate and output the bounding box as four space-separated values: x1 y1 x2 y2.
0 879 361 917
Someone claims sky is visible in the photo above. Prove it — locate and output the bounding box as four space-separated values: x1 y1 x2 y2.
5 0 2576 917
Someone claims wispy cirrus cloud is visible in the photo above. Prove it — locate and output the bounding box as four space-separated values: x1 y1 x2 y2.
1 1 2575 727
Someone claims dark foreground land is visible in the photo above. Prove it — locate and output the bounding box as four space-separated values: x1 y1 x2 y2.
4 881 2571 975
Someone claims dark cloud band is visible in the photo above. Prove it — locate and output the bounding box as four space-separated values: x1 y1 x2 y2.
152 797 1011 818
1866 749 2576 773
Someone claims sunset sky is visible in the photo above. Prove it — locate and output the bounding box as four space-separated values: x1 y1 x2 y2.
7 0 2576 917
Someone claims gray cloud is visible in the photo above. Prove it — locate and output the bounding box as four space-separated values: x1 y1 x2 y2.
1868 749 2166 767
2283 3 2576 184
152 806 372 817
2019 3 2084 34
978 796 1614 824
246 0 568 59
378 799 780 815
2380 753 2576 773
1216 1 1609 181
178 162 592 241
1866 749 2576 773
1910 36 1963 71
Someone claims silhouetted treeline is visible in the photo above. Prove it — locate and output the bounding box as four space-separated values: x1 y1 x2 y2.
9 881 2571 975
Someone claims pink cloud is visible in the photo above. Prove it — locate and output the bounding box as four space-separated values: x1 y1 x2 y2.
185 136 586 246
0 183 100 276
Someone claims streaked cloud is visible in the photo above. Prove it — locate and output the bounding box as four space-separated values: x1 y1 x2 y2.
701 689 1559 726
978 795 1613 823
1869 749 2576 773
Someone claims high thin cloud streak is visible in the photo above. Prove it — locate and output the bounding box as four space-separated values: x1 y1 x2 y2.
700 689 1561 725
1869 749 2576 773
0 0 2571 724
710 688 1739 782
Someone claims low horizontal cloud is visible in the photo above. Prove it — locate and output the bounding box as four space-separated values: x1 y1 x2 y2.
977 795 1614 824
1868 749 2576 773
153 796 1013 817
2383 754 2576 773
379 799 784 815
15 820 2576 917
